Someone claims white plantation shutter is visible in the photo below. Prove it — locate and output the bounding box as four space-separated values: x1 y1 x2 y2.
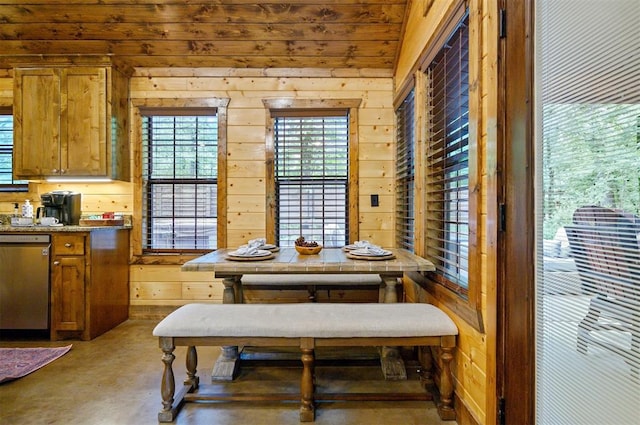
274 113 349 248
535 1 640 423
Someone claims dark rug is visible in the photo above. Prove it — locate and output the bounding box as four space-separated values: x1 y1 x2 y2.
0 345 72 383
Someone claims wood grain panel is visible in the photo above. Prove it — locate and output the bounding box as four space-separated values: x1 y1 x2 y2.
131 281 182 300
182 282 224 301
1 23 403 41
0 4 406 24
358 142 393 160
227 195 267 212
0 40 396 58
226 212 266 230
130 265 208 282
359 160 393 178
227 161 266 179
358 212 395 230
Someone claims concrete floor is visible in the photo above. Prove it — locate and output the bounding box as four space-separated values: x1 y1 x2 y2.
0 320 454 425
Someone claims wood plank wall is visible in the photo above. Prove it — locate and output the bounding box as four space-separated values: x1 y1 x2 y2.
130 69 395 249
395 1 498 425
0 68 395 318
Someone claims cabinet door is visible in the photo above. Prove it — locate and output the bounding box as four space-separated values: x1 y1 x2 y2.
13 68 61 178
51 256 86 331
61 67 108 176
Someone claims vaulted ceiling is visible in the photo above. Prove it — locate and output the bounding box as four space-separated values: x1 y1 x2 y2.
0 0 409 70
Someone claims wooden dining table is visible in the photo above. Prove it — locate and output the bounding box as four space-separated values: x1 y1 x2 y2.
182 247 436 380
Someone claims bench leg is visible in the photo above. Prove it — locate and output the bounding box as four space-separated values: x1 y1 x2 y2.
437 346 456 420
300 347 316 422
158 339 177 422
184 346 199 389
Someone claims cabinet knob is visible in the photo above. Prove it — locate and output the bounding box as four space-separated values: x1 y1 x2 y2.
53 260 60 266
52 169 58 173
64 243 72 248
60 169 66 174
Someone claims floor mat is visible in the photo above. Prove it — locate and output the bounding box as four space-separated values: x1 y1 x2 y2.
0 345 72 383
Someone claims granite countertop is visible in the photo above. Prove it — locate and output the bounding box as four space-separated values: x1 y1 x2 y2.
0 224 131 232
0 214 132 232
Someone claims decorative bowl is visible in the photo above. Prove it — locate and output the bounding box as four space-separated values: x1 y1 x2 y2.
295 245 323 255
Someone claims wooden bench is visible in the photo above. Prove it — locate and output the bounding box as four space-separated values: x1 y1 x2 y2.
240 273 385 302
153 303 458 422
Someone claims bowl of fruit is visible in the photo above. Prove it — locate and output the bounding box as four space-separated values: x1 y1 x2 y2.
294 236 322 255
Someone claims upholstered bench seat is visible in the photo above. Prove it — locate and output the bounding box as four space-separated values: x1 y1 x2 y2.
153 303 458 423
240 273 383 286
153 303 457 338
239 273 384 302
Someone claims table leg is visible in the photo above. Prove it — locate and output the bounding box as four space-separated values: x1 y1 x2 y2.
380 275 407 380
212 276 240 381
222 276 237 304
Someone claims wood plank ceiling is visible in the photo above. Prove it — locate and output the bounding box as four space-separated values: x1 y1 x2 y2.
0 0 409 70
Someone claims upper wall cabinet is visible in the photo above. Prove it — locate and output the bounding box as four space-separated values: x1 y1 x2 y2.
13 66 130 181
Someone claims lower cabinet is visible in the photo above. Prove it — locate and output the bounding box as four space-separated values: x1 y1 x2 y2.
51 255 86 332
50 229 129 341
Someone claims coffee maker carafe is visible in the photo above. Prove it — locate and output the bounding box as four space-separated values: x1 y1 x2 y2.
39 191 82 225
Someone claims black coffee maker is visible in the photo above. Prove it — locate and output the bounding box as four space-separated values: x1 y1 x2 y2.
38 191 82 225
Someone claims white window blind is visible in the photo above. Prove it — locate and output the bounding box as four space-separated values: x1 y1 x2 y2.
274 115 349 248
535 1 640 423
396 88 415 251
141 114 218 251
425 12 470 293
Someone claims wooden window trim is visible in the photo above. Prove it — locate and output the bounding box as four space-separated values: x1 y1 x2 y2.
395 88 416 251
131 98 229 264
263 98 361 245
400 1 484 333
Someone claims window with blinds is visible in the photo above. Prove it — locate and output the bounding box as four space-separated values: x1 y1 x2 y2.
535 1 640 423
0 111 27 191
274 114 349 248
141 113 218 252
424 12 470 293
396 88 415 251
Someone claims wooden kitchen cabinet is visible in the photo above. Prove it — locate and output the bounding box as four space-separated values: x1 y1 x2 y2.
50 230 130 341
51 254 86 332
13 66 130 181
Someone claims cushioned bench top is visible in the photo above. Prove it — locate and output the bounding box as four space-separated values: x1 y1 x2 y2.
153 303 458 338
240 274 383 285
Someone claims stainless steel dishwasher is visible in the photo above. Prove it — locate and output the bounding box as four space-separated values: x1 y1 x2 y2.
0 234 51 330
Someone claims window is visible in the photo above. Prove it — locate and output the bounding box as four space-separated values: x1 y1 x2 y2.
0 109 28 191
395 88 416 251
425 11 470 295
274 113 349 248
141 112 219 252
264 99 361 248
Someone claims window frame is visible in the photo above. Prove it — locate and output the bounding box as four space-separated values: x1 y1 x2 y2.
0 106 28 192
395 87 416 251
263 99 361 245
401 3 484 332
131 98 229 263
